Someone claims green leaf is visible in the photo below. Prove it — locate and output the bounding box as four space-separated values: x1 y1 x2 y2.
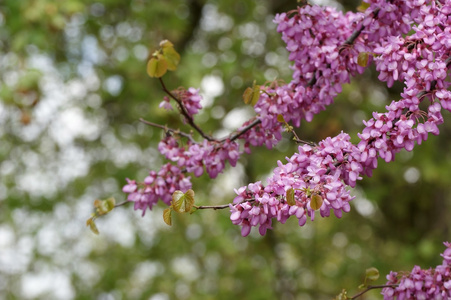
105 197 116 211
95 197 116 215
147 55 168 78
277 114 286 123
163 208 172 226
357 52 369 67
310 193 323 210
286 188 295 206
334 289 348 300
357 2 370 12
162 46 180 71
242 81 260 106
172 189 195 213
86 218 99 235
365 267 380 281
159 39 174 48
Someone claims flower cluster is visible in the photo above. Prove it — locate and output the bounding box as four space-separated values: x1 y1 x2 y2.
122 163 192 215
158 135 240 179
124 0 451 228
230 133 361 236
273 6 365 125
381 242 451 299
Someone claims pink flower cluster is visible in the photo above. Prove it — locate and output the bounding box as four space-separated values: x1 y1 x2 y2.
230 133 361 237
122 163 192 215
158 136 240 179
273 6 365 125
124 0 451 225
382 242 451 299
228 0 450 236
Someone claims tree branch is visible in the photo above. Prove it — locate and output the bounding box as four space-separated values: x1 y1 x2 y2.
114 200 131 208
159 78 214 141
350 284 398 299
194 204 230 210
139 118 196 142
223 118 262 142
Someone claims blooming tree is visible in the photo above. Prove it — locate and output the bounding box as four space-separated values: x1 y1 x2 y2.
88 0 451 298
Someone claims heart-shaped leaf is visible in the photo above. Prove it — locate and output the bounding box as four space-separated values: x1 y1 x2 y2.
163 208 172 226
310 193 323 210
286 188 295 206
147 54 168 78
172 189 195 213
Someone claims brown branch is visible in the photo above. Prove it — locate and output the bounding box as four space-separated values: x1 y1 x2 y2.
159 78 215 141
221 118 262 142
293 137 317 147
194 204 230 210
114 200 131 208
350 284 398 299
194 199 256 210
139 118 196 142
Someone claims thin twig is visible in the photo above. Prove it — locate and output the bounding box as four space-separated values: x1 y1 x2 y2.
114 200 131 208
159 78 214 141
194 199 256 210
350 284 398 299
222 118 262 142
293 137 317 147
139 118 196 142
194 204 230 210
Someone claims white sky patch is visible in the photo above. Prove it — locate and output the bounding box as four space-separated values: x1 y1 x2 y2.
222 107 254 131
404 167 420 184
200 75 224 107
353 197 376 217
21 270 75 300
171 256 200 281
50 106 101 146
210 163 245 201
200 4 233 32
103 75 123 96
310 0 343 9
101 210 136 248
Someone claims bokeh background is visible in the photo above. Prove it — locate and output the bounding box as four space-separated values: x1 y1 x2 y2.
1 0 450 299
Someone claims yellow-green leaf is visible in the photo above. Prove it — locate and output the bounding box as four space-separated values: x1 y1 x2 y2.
242 82 260 106
357 52 370 67
277 114 286 123
93 199 102 208
357 2 370 12
286 188 295 206
86 218 99 235
243 87 253 104
147 55 168 78
162 46 180 71
105 197 116 211
95 197 116 215
251 84 261 106
310 193 323 210
160 39 174 49
172 189 195 213
163 208 172 226
365 267 380 281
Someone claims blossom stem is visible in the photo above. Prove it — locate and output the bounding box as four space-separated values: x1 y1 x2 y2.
194 199 256 210
114 200 131 208
225 118 262 142
194 204 230 210
139 118 196 142
350 284 398 299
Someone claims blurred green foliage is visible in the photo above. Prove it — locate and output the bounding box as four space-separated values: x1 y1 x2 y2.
0 0 450 299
